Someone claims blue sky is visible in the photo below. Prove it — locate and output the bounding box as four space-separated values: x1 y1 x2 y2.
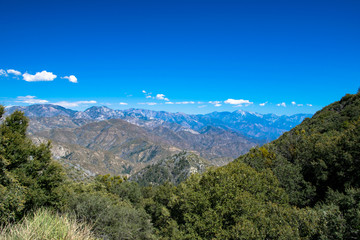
0 0 359 115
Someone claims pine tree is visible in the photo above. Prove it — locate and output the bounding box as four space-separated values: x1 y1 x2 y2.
0 106 65 223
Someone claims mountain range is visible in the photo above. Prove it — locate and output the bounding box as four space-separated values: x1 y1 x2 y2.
6 104 312 175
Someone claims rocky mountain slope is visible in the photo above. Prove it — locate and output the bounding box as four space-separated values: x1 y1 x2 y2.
130 151 211 186
35 119 182 165
31 136 136 176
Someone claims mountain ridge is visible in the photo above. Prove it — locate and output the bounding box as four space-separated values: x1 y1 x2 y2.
7 104 312 141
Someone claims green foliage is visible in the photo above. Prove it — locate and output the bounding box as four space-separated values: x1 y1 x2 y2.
319 188 360 239
315 203 346 240
0 181 26 223
142 183 182 239
145 163 319 239
96 175 144 206
232 92 360 239
239 145 315 207
274 92 360 203
67 190 154 240
0 108 65 224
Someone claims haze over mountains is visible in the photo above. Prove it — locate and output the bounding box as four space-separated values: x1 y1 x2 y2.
7 104 312 175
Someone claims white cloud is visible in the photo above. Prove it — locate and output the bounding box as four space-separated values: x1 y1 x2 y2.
165 101 197 105
23 71 57 82
138 102 157 106
7 69 21 76
156 94 170 101
297 104 304 106
119 102 128 105
291 101 296 105
142 90 155 99
259 101 268 106
62 75 78 83
175 101 195 104
307 104 313 107
16 95 49 104
54 100 96 108
0 69 8 76
276 102 286 107
224 99 253 106
209 101 222 107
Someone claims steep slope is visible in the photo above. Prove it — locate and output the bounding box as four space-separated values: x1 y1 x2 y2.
236 92 360 210
80 106 124 120
147 124 258 163
27 116 95 134
35 119 182 164
31 136 136 176
130 151 211 186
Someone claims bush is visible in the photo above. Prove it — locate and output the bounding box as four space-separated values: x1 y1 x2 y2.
0 208 98 240
67 191 155 240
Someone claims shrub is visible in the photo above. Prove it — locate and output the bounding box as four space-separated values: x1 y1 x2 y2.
67 191 155 240
0 208 98 240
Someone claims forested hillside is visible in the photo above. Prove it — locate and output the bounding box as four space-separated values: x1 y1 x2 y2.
130 151 211 186
237 92 360 238
1 92 359 239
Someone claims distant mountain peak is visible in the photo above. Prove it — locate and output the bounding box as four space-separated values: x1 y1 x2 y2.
234 109 247 115
84 105 112 111
6 104 77 118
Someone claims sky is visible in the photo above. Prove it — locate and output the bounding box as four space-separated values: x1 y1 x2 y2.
0 0 359 115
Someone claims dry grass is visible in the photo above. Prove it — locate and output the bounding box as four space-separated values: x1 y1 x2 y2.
0 208 99 240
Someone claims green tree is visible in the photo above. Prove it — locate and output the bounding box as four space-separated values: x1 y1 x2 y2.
0 107 65 223
160 163 319 239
